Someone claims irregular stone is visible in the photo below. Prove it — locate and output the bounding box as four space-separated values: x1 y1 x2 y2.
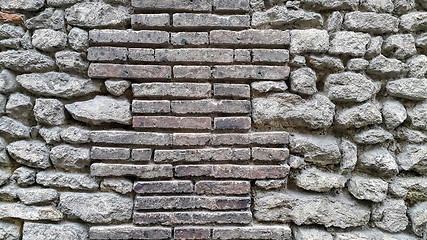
408 100 427 130
0 203 62 221
0 168 11 187
47 0 83 6
289 133 341 165
382 99 407 130
325 72 377 103
0 0 45 11
68 27 88 51
55 51 88 73
253 93 335 129
0 117 30 139
0 69 18 93
7 140 50 169
37 171 98 190
252 6 323 29
308 55 344 72
408 202 427 237
295 167 346 192
387 78 427 100
251 81 288 93
344 11 399 34
58 192 133 223
32 29 67 53
11 167 35 187
367 55 407 77
348 176 388 202
0 38 21 49
383 34 416 60
361 0 394 12
327 11 343 32
20 31 32 50
254 190 370 228
389 177 427 201
407 55 427 78
0 94 5 115
359 147 399 177
335 230 418 240
329 31 371 57
0 221 20 240
60 126 90 143
0 50 54 73
340 139 358 173
293 226 333 240
50 145 90 171
0 138 10 166
290 29 329 54
105 80 131 96
300 0 359 10
16 72 101 98
23 222 88 240
393 0 415 14
396 144 427 175
417 33 427 51
33 99 65 126
290 55 306 67
372 199 408 232
65 96 132 125
255 179 287 190
335 101 382 128
25 8 65 30
39 127 62 144
100 178 133 195
290 67 317 95
65 2 130 28
346 58 369 71
17 188 58 205
366 36 384 59
5 93 33 119
0 24 25 39
354 127 393 144
395 127 427 143
400 12 427 31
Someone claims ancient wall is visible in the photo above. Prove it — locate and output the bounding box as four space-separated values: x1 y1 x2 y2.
0 0 427 239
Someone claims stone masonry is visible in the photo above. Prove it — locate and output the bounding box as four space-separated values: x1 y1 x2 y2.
0 0 427 239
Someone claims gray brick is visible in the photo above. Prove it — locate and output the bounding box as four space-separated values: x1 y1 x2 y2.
173 14 249 28
210 30 290 46
213 0 250 11
212 65 290 80
90 131 172 146
133 83 211 98
214 117 251 130
171 99 251 114
91 163 173 178
234 49 251 62
131 0 212 12
133 211 252 225
252 49 290 63
172 133 211 146
135 196 251 210
252 147 289 161
131 149 152 162
87 47 127 62
89 29 169 45
171 32 209 46
133 116 212 130
90 226 171 240
91 146 130 160
134 181 193 194
173 66 211 79
155 48 233 63
132 14 170 29
132 100 170 114
214 84 250 98
154 148 250 163
88 64 171 79
128 48 155 62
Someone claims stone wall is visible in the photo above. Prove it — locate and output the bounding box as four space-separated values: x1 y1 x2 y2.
0 0 426 239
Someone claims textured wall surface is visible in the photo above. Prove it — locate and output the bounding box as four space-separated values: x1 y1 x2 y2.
0 0 427 239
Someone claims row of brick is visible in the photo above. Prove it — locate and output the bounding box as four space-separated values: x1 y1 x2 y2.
131 0 250 12
90 225 291 240
90 131 289 146
134 196 251 210
88 63 290 80
90 163 290 179
132 116 251 130
89 29 289 47
91 147 289 162
88 47 290 64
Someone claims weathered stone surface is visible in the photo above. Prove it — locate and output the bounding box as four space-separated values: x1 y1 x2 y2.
346 58 369 71
11 167 35 187
329 31 371 57
393 0 415 14
387 78 427 100
34 99 65 126
344 11 399 34
253 93 335 129
290 29 329 54
290 67 317 95
32 29 67 52
366 36 383 59
408 100 427 130
105 80 131 96
17 72 101 99
255 179 287 190
408 202 427 237
0 94 5 115
340 139 358 173
361 0 394 12
372 199 409 232
293 226 333 240
17 188 58 205
23 222 88 240
0 24 25 39
400 12 427 31
0 138 8 166
101 178 133 195
382 99 407 130
254 190 370 228
6 93 33 119
7 140 50 169
359 147 399 177
55 51 88 73
396 127 427 143
289 133 341 165
0 168 11 187
383 34 416 59
0 50 55 73
300 0 359 10
1 0 44 11
325 72 377 102
0 69 18 93
60 126 90 144
294 168 347 192
251 81 288 93
213 226 292 240
367 55 407 77
407 55 427 78
25 8 65 30
348 176 388 202
252 6 323 29
396 144 427 175
389 177 427 201
59 192 133 223
68 27 88 51
354 127 393 144
37 171 98 190
327 11 343 32
50 145 90 171
0 221 19 240
308 55 344 71
0 117 30 139
335 230 419 240
336 101 382 128
65 2 130 28
65 96 132 125
0 203 62 221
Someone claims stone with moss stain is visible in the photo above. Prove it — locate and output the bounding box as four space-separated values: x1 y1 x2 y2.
7 140 50 169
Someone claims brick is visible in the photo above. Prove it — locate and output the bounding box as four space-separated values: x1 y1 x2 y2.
133 83 211 98
90 226 171 240
133 116 211 130
171 32 209 46
174 227 211 240
131 0 212 12
90 131 172 146
210 30 290 46
155 48 233 63
134 181 193 194
252 147 289 161
252 49 290 63
128 48 155 62
214 117 251 130
91 163 173 179
212 65 290 80
211 133 251 145
88 64 171 79
195 181 251 195
173 66 211 79
131 14 170 29
135 196 251 210
91 146 130 160
133 211 252 225
173 14 250 28
171 99 251 114
89 29 169 45
172 133 211 146
250 132 289 145
212 226 292 240
234 49 251 62
131 149 152 161
132 100 170 114
214 84 250 98
175 164 290 179
87 47 127 62
154 148 250 163
213 0 250 11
